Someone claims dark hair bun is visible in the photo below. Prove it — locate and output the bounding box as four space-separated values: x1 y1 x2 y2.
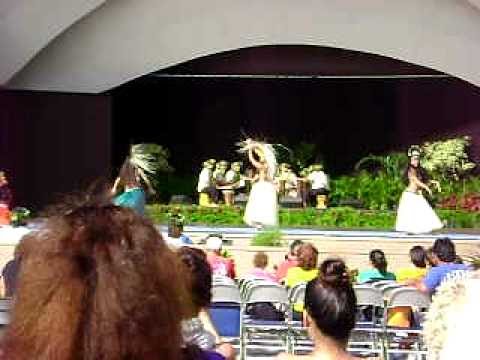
319 259 350 286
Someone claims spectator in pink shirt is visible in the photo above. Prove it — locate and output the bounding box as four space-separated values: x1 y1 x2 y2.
248 252 277 282
275 240 303 283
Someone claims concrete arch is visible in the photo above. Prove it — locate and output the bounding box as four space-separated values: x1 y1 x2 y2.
7 0 480 93
0 0 106 85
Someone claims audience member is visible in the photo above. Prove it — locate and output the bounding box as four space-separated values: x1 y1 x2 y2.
285 243 319 288
357 249 396 283
425 247 438 267
1 243 23 298
278 258 360 360
275 239 303 283
0 201 212 360
247 252 277 282
178 247 234 360
424 271 480 359
409 237 470 294
286 243 319 315
395 245 428 282
164 222 193 247
205 235 236 279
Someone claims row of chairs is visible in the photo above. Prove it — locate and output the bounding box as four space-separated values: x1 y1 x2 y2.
209 277 431 360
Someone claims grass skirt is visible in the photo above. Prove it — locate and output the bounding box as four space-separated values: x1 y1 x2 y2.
395 191 443 234
244 180 278 227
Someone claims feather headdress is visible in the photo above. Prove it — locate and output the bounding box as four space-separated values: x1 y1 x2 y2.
237 138 277 180
126 144 158 192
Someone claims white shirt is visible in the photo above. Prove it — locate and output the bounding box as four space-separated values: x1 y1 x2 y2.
307 171 329 190
197 168 212 192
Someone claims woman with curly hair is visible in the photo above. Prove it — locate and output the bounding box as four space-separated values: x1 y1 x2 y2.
0 200 214 360
178 247 234 360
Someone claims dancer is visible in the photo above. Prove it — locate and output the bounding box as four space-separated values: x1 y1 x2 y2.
238 138 278 228
395 146 443 234
0 171 13 225
111 144 157 215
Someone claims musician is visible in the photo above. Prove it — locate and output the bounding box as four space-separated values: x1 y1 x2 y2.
220 162 245 206
197 159 220 205
305 164 330 209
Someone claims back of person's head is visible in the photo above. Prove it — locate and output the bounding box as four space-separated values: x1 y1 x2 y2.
297 243 319 270
425 271 480 359
409 246 427 268
205 234 223 253
426 247 438 267
305 259 357 344
178 246 212 316
2 201 187 360
369 249 388 273
289 239 303 256
253 251 268 269
433 237 456 263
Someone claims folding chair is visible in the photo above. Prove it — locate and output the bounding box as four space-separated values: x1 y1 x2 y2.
371 280 397 289
209 283 242 344
0 298 12 325
287 283 313 354
240 282 289 360
383 287 431 360
350 285 384 357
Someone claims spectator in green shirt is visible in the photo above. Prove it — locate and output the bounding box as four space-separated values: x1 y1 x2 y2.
357 249 396 283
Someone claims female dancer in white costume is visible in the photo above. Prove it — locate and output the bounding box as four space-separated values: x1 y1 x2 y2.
238 139 278 228
395 146 443 234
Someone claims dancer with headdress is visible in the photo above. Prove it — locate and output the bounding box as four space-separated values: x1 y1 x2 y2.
395 146 443 233
238 139 278 228
111 144 157 215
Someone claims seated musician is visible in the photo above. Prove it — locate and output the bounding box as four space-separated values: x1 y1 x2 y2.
306 164 330 209
197 159 219 205
218 161 245 206
276 163 298 197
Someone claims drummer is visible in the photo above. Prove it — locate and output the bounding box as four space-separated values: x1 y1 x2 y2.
305 163 330 209
219 161 244 206
277 163 298 197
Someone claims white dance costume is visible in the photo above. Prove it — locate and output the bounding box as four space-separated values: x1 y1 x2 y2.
238 140 279 228
395 190 443 234
244 180 278 227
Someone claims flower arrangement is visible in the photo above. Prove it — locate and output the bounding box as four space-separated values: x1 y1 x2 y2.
10 207 31 227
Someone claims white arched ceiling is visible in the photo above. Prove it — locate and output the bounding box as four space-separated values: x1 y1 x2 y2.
0 0 106 85
6 0 480 93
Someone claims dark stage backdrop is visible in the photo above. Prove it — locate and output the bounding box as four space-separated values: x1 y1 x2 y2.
111 76 480 176
0 90 111 210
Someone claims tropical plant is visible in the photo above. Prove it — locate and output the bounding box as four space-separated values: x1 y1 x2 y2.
354 152 408 180
421 136 476 181
290 142 318 171
250 229 283 247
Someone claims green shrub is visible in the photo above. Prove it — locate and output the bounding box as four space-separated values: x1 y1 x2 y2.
146 205 480 229
251 229 283 247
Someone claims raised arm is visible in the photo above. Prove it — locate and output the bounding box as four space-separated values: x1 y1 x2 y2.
111 177 121 194
248 147 264 170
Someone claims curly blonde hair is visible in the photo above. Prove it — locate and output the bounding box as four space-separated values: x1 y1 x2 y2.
424 271 479 359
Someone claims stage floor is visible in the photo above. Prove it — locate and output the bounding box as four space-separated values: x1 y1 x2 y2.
0 225 479 281
166 225 480 277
